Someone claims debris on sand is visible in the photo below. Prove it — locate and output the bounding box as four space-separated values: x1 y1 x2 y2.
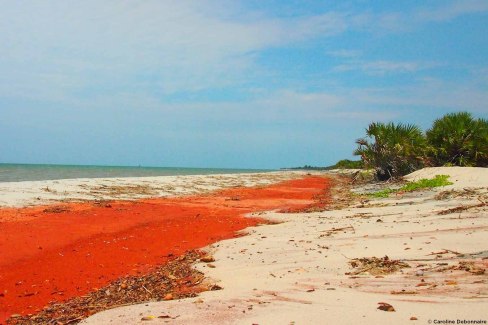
346 256 410 276
407 251 486 275
319 225 355 238
200 254 215 263
437 202 487 215
434 188 480 201
377 302 395 312
455 261 485 275
6 251 209 325
285 175 353 213
42 205 70 213
88 184 159 197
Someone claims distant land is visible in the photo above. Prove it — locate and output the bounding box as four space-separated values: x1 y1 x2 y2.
283 159 363 171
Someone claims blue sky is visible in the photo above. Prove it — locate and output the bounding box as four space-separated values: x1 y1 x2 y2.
1 0 487 169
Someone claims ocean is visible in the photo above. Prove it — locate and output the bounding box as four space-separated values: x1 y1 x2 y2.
0 163 272 183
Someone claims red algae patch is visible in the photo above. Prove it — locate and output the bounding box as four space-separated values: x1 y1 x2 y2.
0 176 331 322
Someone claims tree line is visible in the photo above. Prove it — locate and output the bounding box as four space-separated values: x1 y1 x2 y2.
354 112 488 180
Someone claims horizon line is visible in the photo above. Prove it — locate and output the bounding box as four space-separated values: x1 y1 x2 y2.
0 162 275 171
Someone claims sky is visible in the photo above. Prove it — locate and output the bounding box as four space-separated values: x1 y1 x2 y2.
1 0 487 169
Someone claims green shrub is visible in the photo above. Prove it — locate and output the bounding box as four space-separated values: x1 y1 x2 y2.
354 122 427 180
368 188 395 198
400 174 453 192
426 112 488 167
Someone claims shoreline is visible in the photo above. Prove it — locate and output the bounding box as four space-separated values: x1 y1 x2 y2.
0 163 275 184
2 168 486 324
80 167 487 325
0 173 332 323
0 171 313 208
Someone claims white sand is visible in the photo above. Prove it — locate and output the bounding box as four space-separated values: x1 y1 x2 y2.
0 171 308 207
81 167 488 325
405 166 488 188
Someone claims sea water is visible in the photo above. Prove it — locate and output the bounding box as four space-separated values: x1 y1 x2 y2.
0 163 271 183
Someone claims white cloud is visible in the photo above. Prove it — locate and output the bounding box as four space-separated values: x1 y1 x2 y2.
0 1 346 99
327 49 361 58
348 1 488 34
259 90 342 108
0 1 486 114
344 77 488 113
416 0 488 22
333 60 439 75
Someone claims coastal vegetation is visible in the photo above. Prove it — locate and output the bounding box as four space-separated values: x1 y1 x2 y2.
426 112 488 167
355 112 488 180
287 165 328 171
354 122 426 180
367 175 453 198
332 159 364 169
288 159 363 171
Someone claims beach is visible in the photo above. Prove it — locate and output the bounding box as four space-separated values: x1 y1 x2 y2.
3 1 487 324
1 168 487 324
0 170 329 323
0 171 299 207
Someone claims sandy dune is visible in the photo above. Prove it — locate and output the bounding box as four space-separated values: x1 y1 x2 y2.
82 167 488 325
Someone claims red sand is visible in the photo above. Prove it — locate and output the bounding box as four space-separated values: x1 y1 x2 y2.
0 176 331 322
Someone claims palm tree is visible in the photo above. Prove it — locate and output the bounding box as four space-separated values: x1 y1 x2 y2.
426 112 488 167
354 122 427 180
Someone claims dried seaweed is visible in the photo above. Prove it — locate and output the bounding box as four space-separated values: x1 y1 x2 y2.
42 206 70 213
455 261 485 275
7 251 215 325
286 175 355 213
434 188 486 201
346 256 410 276
88 184 159 197
437 202 486 215
319 225 355 238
